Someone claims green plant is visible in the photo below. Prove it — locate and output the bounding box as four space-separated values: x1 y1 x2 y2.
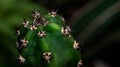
15 10 82 67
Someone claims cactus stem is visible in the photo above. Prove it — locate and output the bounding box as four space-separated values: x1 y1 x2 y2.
16 10 82 66
30 25 37 30
37 31 46 38
77 60 82 67
20 38 28 48
18 55 25 64
73 41 80 49
43 52 52 63
22 20 29 28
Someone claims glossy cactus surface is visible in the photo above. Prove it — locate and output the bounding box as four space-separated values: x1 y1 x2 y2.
16 10 82 67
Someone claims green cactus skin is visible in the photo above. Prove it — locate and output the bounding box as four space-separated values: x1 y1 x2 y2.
16 10 82 67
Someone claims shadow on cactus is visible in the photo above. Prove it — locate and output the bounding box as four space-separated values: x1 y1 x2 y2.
15 9 82 67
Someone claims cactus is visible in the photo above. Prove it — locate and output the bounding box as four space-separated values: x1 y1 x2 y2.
15 10 82 67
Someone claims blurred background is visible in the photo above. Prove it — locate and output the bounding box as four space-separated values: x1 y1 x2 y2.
0 0 120 67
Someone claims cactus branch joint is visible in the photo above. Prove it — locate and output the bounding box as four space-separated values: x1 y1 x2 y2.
16 10 82 67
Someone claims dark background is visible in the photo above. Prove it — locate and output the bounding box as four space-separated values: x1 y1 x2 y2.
0 0 120 67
